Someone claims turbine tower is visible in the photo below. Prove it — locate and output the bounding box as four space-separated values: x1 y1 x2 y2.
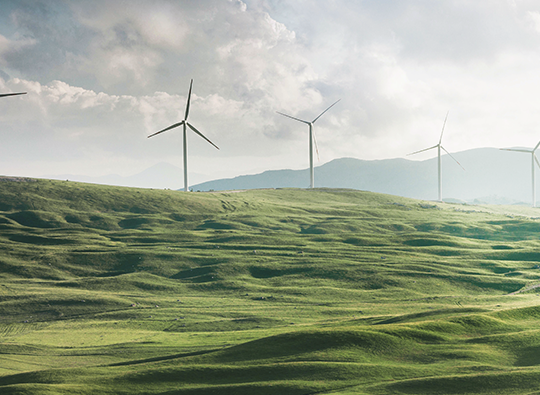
277 99 340 188
148 79 219 192
0 92 26 98
500 141 540 207
408 112 464 202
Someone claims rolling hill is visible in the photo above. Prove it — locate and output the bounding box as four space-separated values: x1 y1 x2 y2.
1 177 540 393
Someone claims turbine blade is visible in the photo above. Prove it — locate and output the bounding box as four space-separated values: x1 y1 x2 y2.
312 99 341 123
184 79 193 121
148 121 184 138
441 146 465 170
500 148 533 153
186 122 219 150
534 140 540 151
439 111 449 144
0 92 27 98
407 144 439 156
276 111 310 124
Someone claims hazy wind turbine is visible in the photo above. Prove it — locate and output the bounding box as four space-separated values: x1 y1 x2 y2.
277 99 340 188
0 92 26 98
500 141 540 207
407 112 464 202
148 79 219 192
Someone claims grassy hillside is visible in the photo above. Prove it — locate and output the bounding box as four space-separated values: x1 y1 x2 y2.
1 177 540 394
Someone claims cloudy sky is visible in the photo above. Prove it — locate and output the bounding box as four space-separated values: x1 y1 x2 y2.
2 0 540 187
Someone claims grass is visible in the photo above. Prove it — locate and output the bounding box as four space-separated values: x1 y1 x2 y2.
1 177 540 393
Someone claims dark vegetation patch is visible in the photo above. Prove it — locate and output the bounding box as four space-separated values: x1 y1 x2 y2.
248 266 312 279
492 251 540 262
0 216 13 225
198 220 240 230
403 238 459 247
492 244 514 250
8 234 74 246
6 211 65 228
380 370 540 395
491 219 540 234
342 237 386 247
201 329 407 364
480 262 514 274
300 225 329 234
118 217 154 229
172 265 219 283
375 308 486 325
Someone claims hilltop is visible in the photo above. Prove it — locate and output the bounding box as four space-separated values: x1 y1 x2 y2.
1 178 540 394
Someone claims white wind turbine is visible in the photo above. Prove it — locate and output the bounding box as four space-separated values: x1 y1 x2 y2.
500 141 540 207
408 112 464 202
277 99 340 188
0 92 26 98
148 79 219 192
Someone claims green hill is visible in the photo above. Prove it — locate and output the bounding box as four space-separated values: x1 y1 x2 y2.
1 177 540 394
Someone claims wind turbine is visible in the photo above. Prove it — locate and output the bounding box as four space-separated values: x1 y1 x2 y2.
500 141 540 207
0 92 26 98
407 112 464 202
148 79 219 192
277 99 340 188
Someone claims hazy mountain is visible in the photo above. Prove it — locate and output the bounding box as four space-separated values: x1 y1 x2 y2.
191 147 535 204
43 162 205 190
42 148 538 204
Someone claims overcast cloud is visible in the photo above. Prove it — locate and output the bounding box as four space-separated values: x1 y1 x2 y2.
2 0 540 184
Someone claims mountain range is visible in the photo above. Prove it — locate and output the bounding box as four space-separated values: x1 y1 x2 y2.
42 162 205 191
191 147 537 205
42 147 538 205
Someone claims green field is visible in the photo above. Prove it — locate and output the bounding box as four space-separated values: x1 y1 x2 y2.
1 177 540 394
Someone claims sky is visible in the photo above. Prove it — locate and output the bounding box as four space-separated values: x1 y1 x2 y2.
2 0 540 187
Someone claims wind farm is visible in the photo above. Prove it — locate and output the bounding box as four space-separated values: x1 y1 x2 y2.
4 79 540 395
147 79 219 192
4 2 540 394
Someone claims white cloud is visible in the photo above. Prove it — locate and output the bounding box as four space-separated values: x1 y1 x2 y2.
4 1 540 183
0 33 36 67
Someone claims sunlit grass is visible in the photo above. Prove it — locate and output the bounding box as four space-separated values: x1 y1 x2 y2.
1 179 540 393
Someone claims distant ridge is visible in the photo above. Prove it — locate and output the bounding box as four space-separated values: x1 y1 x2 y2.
43 162 206 190
191 148 536 204
41 148 540 204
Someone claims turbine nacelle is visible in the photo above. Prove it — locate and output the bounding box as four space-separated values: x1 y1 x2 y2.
501 140 540 155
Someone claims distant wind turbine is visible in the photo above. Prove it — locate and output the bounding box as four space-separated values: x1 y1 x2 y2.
0 92 26 98
148 79 219 192
277 99 340 188
407 112 464 202
500 141 540 207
